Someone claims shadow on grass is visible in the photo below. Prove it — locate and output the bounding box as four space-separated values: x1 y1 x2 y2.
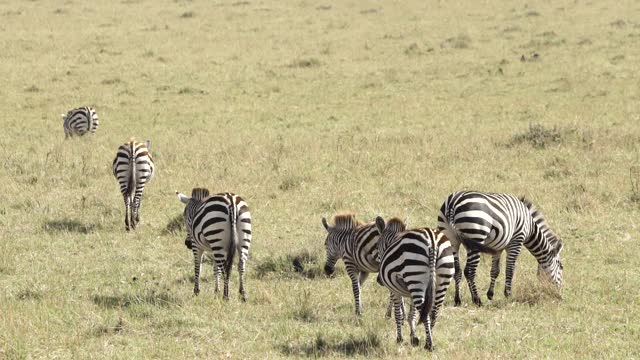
162 213 184 236
43 219 100 234
92 290 182 309
280 332 382 357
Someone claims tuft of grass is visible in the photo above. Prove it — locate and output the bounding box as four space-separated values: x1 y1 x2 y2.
91 289 182 309
507 123 593 149
629 166 640 203
292 289 316 322
288 58 321 68
16 289 43 301
162 213 184 235
180 11 194 18
440 34 471 49
254 250 324 279
24 85 40 92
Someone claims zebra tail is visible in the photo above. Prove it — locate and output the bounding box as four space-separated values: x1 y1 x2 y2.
225 196 237 276
419 244 436 324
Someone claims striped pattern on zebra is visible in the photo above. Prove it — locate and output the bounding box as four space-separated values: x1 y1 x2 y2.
322 214 383 316
437 191 564 307
62 106 99 138
375 217 454 351
177 188 252 301
112 138 155 231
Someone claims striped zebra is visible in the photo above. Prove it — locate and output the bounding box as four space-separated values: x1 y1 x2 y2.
322 214 390 316
437 191 564 307
176 188 252 301
62 106 99 138
112 138 155 231
375 217 454 351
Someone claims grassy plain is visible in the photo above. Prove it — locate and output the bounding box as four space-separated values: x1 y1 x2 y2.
1 0 639 358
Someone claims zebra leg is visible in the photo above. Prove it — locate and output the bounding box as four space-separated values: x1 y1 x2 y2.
487 252 502 300
453 248 462 306
392 294 404 344
431 272 453 328
408 304 419 346
193 250 203 295
214 263 221 293
346 265 363 316
422 313 434 351
238 255 247 302
223 263 231 301
463 250 483 306
124 194 131 231
504 241 524 298
385 293 394 319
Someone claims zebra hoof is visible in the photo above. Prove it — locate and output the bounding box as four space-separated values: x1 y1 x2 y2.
504 289 512 298
411 337 420 347
193 288 200 296
241 294 247 302
396 337 403 344
487 290 494 300
425 343 434 352
472 298 483 307
454 296 461 307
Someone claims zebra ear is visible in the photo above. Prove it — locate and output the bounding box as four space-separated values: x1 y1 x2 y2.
145 140 151 150
176 191 190 204
321 217 331 232
61 113 66 119
375 216 386 233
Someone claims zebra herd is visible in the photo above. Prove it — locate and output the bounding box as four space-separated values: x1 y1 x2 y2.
64 106 564 352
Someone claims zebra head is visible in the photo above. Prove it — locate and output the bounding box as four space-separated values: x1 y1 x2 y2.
374 216 406 262
322 214 358 276
176 188 211 250
537 239 564 287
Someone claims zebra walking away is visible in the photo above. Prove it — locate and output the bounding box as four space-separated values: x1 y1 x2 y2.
112 138 155 231
176 188 252 301
62 106 99 138
322 214 394 316
437 191 564 307
375 217 454 351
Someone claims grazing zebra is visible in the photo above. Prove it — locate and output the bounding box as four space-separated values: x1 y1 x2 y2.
437 191 564 307
375 217 454 351
112 138 155 231
322 214 392 316
177 188 252 301
62 106 99 138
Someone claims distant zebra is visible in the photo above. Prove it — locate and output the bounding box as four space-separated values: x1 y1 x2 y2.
437 191 564 307
112 138 155 231
322 214 392 316
177 188 252 301
62 106 99 138
375 217 454 351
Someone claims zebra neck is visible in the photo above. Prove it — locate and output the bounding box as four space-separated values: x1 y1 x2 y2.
524 224 555 265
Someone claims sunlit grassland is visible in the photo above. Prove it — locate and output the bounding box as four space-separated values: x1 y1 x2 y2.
1 0 639 358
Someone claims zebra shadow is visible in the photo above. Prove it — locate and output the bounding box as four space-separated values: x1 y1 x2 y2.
91 290 181 309
43 219 100 234
279 332 382 357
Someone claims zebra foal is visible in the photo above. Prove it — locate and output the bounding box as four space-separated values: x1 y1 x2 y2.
437 191 564 306
176 188 252 301
112 138 155 231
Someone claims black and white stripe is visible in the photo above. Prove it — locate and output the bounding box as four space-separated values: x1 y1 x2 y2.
322 214 384 316
177 188 252 301
112 138 155 231
375 217 454 351
437 191 564 307
62 106 99 138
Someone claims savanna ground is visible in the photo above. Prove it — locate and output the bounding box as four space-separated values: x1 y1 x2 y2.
1 0 639 358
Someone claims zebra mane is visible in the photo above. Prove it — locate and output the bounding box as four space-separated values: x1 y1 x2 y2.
520 196 561 246
332 214 361 230
385 217 406 234
191 187 210 200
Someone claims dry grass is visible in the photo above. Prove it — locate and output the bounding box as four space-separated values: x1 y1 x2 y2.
1 0 639 358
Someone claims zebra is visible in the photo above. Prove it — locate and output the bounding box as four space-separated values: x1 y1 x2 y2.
62 106 99 138
112 138 155 231
176 188 252 301
375 216 454 351
437 191 564 307
322 214 393 316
